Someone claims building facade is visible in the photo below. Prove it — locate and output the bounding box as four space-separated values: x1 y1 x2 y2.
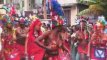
58 0 89 26
20 0 89 26
0 0 89 26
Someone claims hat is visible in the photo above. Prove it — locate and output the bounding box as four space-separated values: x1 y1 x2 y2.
95 21 104 30
19 18 25 24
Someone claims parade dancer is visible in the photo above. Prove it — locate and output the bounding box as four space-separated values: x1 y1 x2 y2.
35 20 70 60
75 20 89 60
26 19 44 60
16 18 29 59
2 22 20 60
90 21 107 60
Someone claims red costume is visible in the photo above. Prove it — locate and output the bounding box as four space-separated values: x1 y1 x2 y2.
16 19 29 56
2 32 20 60
45 39 61 60
9 6 16 16
76 30 88 54
90 24 107 60
39 27 70 60
27 19 44 60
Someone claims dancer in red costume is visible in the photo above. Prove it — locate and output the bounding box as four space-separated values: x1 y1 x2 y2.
26 19 45 60
75 20 89 60
2 23 20 60
16 18 29 59
90 22 107 60
35 20 70 60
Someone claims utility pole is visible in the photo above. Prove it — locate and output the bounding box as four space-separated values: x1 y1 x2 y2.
42 0 47 19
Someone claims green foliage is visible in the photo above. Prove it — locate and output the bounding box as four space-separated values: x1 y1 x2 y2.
77 9 91 16
79 0 107 17
89 4 104 15
90 0 107 18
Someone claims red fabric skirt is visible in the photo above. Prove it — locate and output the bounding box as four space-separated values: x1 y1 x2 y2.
27 42 45 60
4 44 20 60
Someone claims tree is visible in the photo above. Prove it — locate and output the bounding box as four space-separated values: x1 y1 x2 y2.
89 0 107 18
79 0 107 17
89 4 104 16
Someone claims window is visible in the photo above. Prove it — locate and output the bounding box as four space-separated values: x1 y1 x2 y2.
63 8 71 26
31 0 35 8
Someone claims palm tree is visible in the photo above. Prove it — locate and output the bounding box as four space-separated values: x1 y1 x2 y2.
78 0 107 16
89 4 104 16
88 0 107 17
